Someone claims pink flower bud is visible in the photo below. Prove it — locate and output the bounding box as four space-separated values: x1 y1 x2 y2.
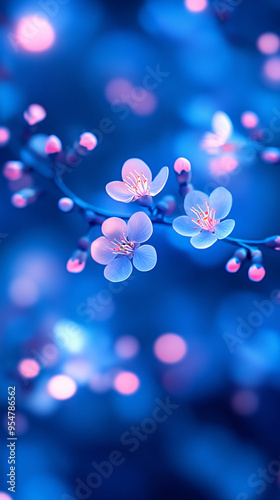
226 257 241 273
248 264 266 282
58 197 74 212
0 126 10 146
264 235 280 250
79 132 97 151
174 157 191 174
3 161 24 181
66 250 87 273
11 187 38 208
23 104 46 126
45 135 62 154
261 147 280 164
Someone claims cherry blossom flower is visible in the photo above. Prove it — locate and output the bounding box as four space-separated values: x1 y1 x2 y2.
173 187 235 249
91 212 157 282
106 158 169 203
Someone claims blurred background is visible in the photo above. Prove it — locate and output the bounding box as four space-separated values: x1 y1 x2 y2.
1 0 280 499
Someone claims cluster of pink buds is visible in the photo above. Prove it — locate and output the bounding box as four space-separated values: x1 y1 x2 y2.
226 247 267 282
173 157 193 197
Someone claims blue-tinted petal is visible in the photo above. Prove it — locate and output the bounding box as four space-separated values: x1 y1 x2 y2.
191 230 217 249
122 158 152 185
184 190 209 217
104 256 132 282
127 211 153 243
209 187 232 219
91 236 115 265
102 217 127 241
172 216 199 236
106 181 134 203
150 167 169 196
214 219 235 239
133 245 157 272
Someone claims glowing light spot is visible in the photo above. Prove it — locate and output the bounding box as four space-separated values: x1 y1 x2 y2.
131 89 157 116
154 333 187 364
261 147 280 163
248 264 266 282
0 127 10 146
63 359 92 383
45 135 62 154
210 156 238 176
9 277 39 307
89 373 112 393
58 197 74 212
105 78 133 103
226 257 241 273
16 16 55 53
115 335 140 359
113 371 140 395
53 319 86 353
257 33 280 55
241 111 259 129
174 157 191 174
185 0 208 13
231 390 259 416
263 57 280 82
79 132 97 151
0 493 13 500
47 375 77 400
3 161 24 181
18 358 40 379
23 104 46 125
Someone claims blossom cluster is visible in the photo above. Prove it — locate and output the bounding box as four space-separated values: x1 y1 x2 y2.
1 104 280 283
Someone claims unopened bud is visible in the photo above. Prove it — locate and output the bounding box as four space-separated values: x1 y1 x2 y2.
248 264 266 282
24 104 46 126
261 147 280 164
79 132 97 152
174 157 192 185
58 197 74 212
45 135 62 154
66 250 87 273
3 161 25 181
264 235 280 250
0 126 10 147
11 187 39 208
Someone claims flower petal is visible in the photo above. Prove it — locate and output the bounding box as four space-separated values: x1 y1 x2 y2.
214 219 235 239
104 256 132 282
212 111 233 143
133 245 157 272
106 181 134 203
127 211 153 243
209 187 232 219
122 158 152 186
102 217 127 241
172 216 199 236
149 167 169 196
184 190 209 217
91 236 115 265
191 231 217 249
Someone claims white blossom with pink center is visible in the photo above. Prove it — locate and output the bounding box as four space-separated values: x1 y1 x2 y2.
91 211 157 282
106 158 169 203
173 187 235 249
